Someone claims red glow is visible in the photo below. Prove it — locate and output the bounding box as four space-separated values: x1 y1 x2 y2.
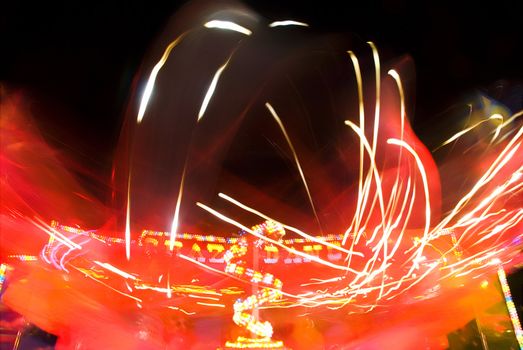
1 3 522 348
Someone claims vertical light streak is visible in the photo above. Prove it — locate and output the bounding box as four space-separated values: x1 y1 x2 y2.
198 58 231 121
31 218 82 250
497 267 523 348
125 175 132 260
367 41 381 154
387 69 406 215
169 167 186 250
344 43 382 252
387 69 405 141
386 139 431 241
265 102 322 231
347 42 384 251
222 224 283 340
388 181 416 259
344 121 387 227
490 113 504 142
344 51 366 246
137 34 186 123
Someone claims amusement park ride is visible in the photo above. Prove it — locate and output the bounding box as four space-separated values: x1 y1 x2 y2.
1 1 522 349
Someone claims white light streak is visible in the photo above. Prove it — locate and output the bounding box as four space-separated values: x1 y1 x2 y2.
204 20 252 36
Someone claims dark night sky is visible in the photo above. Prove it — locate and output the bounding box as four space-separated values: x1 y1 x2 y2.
1 0 522 195
2 0 522 166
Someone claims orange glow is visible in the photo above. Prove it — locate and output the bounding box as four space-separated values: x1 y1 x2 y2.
1 4 522 349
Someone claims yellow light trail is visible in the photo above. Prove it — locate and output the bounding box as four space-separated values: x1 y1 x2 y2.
269 20 309 28
137 33 186 123
93 261 137 280
169 167 186 251
32 218 82 250
344 50 365 246
196 202 363 273
125 175 132 260
387 139 431 241
265 102 322 231
198 58 232 121
218 192 362 257
434 113 504 151
204 20 252 36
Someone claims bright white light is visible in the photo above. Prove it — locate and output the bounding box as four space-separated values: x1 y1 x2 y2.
198 60 230 121
490 258 501 265
204 20 252 36
137 35 185 123
269 20 309 28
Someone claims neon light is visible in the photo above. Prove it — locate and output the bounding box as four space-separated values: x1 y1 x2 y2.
137 34 186 123
497 267 523 348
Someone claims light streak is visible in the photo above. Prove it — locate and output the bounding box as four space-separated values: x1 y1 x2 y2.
125 175 132 260
223 222 284 343
434 113 505 151
344 50 365 246
198 57 231 121
137 33 186 123
344 120 387 229
352 43 384 249
204 20 252 36
368 42 381 155
93 261 137 280
167 272 172 299
269 20 309 27
265 102 322 230
196 301 225 308
166 306 196 315
387 139 431 240
4 37 522 348
169 167 186 250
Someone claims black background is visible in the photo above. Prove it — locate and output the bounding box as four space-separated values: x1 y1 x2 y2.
2 0 522 174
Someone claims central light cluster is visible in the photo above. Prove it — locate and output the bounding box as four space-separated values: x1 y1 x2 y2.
224 336 285 349
223 221 286 347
